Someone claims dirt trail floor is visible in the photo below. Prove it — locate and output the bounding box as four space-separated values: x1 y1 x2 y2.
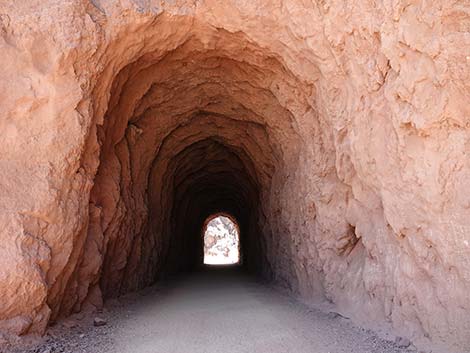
2 267 416 353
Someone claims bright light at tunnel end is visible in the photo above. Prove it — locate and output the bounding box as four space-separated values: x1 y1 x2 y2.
203 215 240 265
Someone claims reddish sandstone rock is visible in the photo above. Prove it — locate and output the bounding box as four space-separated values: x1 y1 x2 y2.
0 1 468 353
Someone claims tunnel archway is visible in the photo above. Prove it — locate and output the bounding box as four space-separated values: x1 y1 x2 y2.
202 214 240 265
35 15 370 334
77 21 312 310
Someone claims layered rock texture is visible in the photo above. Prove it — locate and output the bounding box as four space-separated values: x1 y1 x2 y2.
0 0 469 352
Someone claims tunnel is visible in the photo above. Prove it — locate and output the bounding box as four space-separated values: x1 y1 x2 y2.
70 21 312 313
1 3 469 352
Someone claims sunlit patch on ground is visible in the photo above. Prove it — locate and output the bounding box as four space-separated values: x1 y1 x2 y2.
203 216 239 265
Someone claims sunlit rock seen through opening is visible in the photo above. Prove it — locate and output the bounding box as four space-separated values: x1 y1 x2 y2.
203 216 240 265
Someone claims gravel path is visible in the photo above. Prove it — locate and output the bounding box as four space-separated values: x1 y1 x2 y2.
2 267 416 353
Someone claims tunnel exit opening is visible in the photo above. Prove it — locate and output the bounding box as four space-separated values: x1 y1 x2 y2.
203 214 240 265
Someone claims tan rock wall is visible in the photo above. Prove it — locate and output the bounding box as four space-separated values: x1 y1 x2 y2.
0 1 468 352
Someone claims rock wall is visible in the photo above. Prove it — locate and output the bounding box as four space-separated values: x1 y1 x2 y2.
0 1 469 352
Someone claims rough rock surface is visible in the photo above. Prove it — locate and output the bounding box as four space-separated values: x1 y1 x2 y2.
0 1 468 352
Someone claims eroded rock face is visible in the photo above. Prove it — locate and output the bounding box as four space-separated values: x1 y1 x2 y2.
0 1 469 352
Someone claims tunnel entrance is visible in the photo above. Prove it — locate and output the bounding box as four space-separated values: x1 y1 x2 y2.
39 18 319 332
82 26 307 301
203 215 240 265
